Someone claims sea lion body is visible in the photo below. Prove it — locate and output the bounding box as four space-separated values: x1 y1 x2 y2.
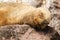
0 3 51 29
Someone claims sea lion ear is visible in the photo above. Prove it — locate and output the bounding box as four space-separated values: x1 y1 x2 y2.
34 15 44 25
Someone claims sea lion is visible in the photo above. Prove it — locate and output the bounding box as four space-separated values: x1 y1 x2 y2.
0 3 51 29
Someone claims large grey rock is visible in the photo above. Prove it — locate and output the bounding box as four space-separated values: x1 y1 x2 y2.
0 24 59 40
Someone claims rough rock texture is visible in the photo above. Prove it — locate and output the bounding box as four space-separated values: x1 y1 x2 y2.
49 0 60 35
0 25 30 40
0 24 60 40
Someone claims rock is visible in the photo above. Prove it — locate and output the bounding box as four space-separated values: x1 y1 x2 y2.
49 0 60 35
0 24 30 40
0 24 59 40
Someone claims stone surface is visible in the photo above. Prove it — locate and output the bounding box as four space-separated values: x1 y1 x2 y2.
0 24 59 40
49 0 60 35
0 24 30 40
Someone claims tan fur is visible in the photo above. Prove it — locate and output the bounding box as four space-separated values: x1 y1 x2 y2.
0 3 51 29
